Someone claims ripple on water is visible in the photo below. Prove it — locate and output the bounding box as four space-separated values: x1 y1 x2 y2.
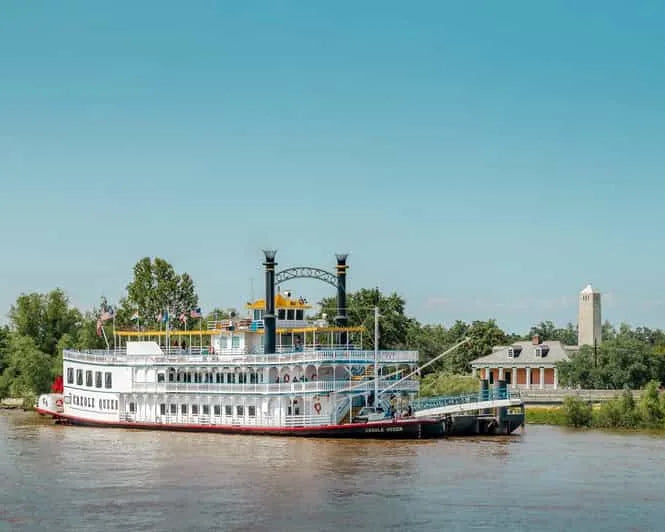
1 412 664 531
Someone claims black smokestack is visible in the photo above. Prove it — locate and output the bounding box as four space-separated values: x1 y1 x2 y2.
263 250 277 354
335 253 348 345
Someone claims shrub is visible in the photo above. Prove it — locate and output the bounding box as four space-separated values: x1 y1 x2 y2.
562 396 592 427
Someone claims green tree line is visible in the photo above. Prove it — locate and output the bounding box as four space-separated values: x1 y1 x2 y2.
3 260 665 403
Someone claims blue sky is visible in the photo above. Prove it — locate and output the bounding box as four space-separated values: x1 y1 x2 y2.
1 1 664 333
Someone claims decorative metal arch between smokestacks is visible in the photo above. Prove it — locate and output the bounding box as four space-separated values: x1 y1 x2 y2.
275 267 340 290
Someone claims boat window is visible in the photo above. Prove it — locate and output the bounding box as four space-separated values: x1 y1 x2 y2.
192 405 199 415
160 404 166 415
84 397 88 407
203 405 210 416
248 406 256 417
86 371 93 387
91 398 95 408
95 371 102 388
129 402 135 413
157 373 165 383
170 404 177 414
232 336 240 349
216 373 223 383
181 404 188 415
236 405 244 416
76 369 83 386
278 309 286 320
296 310 304 320
67 367 74 384
105 372 112 389
220 336 228 349
225 405 232 416
214 405 221 416
287 309 295 320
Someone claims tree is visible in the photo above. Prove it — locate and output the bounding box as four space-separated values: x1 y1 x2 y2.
0 334 51 399
318 288 411 349
557 324 665 389
120 257 199 329
529 321 577 345
8 289 82 356
440 319 507 374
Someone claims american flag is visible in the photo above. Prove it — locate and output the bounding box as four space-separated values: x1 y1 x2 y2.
100 310 114 322
190 307 202 318
179 312 187 323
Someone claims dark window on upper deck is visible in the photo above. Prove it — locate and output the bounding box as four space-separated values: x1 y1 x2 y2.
236 405 244 416
214 405 221 416
105 372 112 389
95 371 102 388
85 371 93 387
129 402 135 413
67 367 74 384
202 405 209 416
192 404 199 415
160 404 166 415
248 406 256 417
76 369 83 386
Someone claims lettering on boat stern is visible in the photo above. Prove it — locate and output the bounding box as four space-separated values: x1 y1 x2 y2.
364 426 404 433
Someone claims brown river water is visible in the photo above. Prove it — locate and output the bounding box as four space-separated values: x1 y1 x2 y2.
1 411 664 531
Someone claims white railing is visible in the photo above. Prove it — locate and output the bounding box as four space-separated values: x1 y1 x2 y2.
64 348 419 366
130 378 419 395
284 414 331 427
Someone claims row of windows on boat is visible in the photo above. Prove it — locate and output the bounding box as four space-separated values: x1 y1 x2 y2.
70 394 117 410
157 372 318 383
253 309 305 321
66 368 112 388
129 402 257 417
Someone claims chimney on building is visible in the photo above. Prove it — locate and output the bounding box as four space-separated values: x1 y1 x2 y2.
532 334 540 345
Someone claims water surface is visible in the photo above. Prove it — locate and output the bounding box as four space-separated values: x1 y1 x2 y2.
1 411 663 531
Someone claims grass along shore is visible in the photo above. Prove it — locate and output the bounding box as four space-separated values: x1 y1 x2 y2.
525 381 665 431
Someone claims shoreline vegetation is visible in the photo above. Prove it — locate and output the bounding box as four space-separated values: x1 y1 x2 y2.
526 382 665 432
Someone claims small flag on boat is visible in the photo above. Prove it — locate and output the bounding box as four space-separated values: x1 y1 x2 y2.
190 307 202 318
130 310 139 321
100 309 114 322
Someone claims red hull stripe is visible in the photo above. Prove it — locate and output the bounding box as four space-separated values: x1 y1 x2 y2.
55 412 435 436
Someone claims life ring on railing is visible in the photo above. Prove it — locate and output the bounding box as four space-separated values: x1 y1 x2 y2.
313 402 321 414
283 374 290 383
55 398 63 408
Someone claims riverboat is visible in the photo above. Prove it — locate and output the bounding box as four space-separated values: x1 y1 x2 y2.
37 252 525 439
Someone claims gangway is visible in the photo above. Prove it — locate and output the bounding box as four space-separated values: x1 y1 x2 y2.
411 388 522 418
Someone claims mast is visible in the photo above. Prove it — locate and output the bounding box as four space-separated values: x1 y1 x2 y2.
374 306 379 406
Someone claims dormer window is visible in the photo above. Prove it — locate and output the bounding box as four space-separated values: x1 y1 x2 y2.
507 348 514 358
535 347 543 357
535 345 549 357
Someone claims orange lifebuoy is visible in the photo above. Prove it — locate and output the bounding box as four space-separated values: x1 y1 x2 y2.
55 398 63 408
314 402 321 414
283 374 290 383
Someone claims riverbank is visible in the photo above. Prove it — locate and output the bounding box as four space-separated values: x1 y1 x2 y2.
0 398 29 410
526 404 665 433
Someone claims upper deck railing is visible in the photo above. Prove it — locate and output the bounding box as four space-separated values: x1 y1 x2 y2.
63 347 419 366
